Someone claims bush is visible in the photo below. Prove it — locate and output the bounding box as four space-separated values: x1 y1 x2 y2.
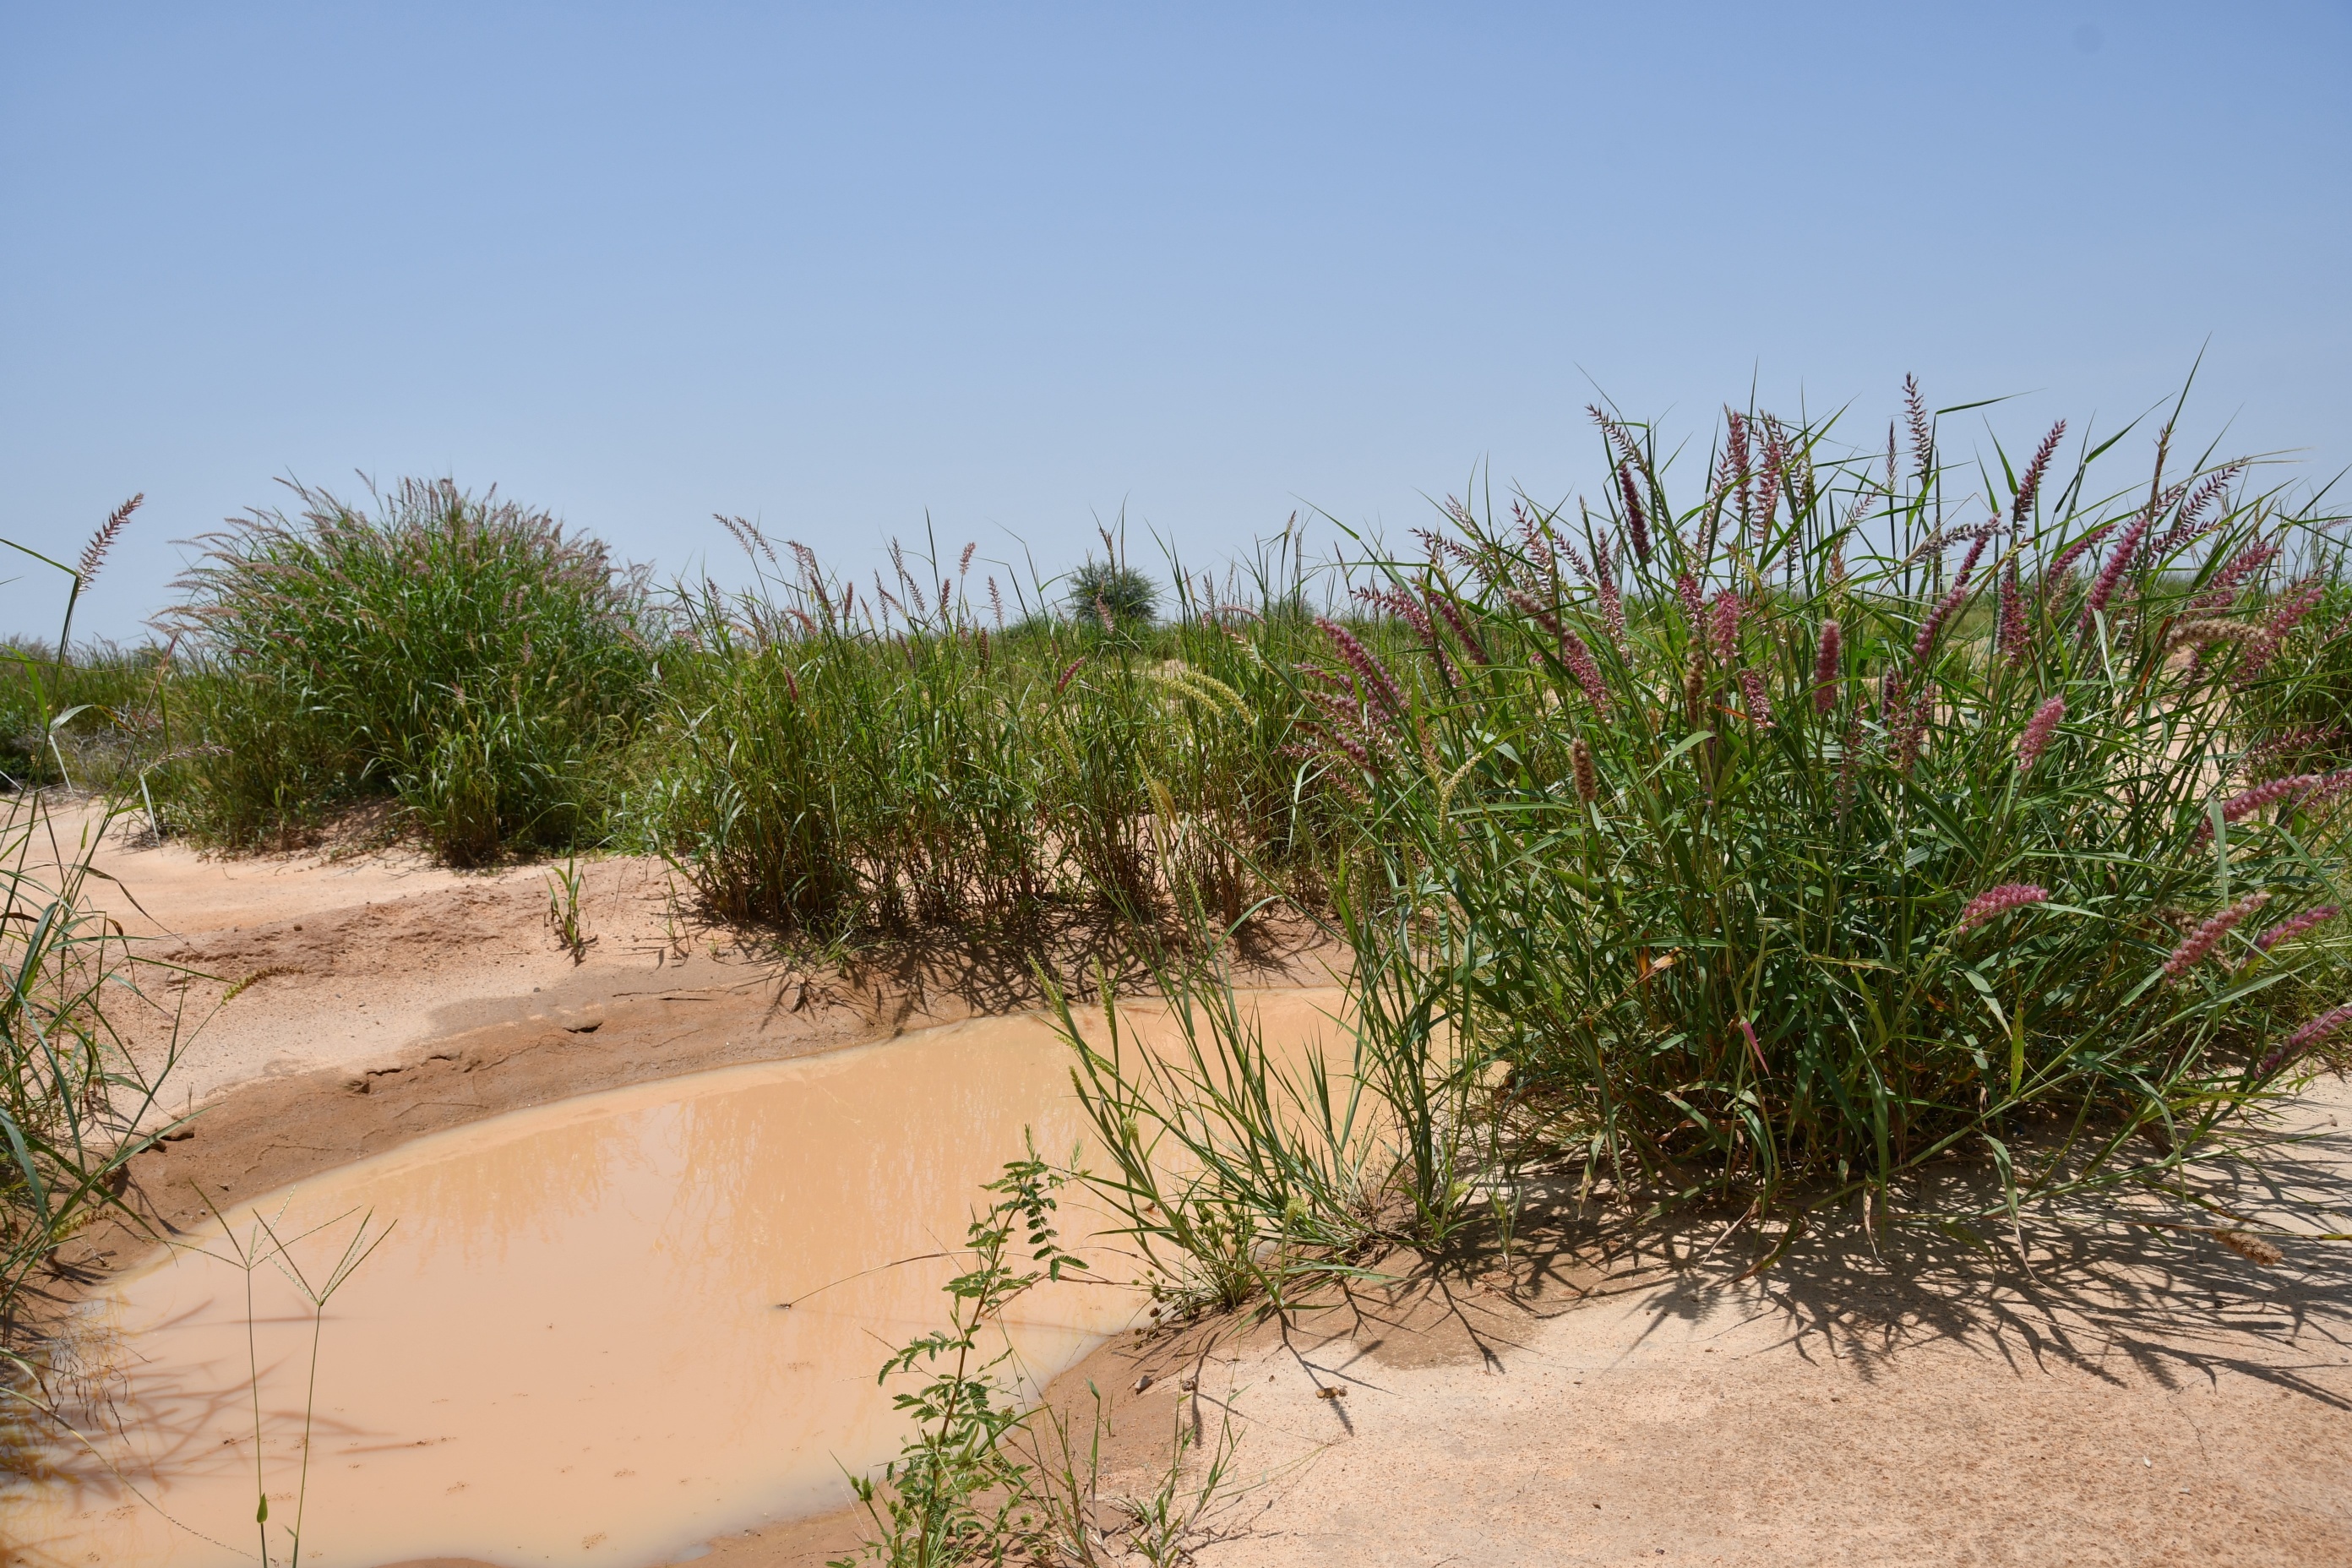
159 478 652 863
1064 558 1158 629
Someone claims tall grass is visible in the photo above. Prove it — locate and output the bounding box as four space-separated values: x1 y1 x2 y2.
0 794 193 1352
634 524 1355 934
156 477 653 863
0 528 193 1350
1048 389 2352 1306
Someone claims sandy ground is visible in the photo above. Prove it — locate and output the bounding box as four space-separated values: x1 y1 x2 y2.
20 811 2352 1567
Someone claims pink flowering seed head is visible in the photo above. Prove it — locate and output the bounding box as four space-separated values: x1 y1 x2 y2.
2164 892 2272 980
2255 905 2339 954
2260 1002 2352 1078
1955 527 1991 587
2012 420 2066 526
1507 591 1613 714
2193 542 2278 611
2154 463 2241 557
2197 774 2320 842
1739 667 1774 727
2287 1004 2352 1053
1559 627 1613 715
2080 512 2152 632
1811 619 1843 713
1707 590 1742 663
1595 538 1628 651
1956 883 2050 935
1998 562 2030 667
1684 645 1710 728
1425 587 1491 667
1913 577 1969 665
1571 737 1599 803
2238 578 2326 681
2040 522 2114 602
1316 617 1408 719
1676 572 1705 639
1618 462 1652 564
2017 695 2066 771
1754 438 1783 546
1895 680 1935 772
2305 767 2352 808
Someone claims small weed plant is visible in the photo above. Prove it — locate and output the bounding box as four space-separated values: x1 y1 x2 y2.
836 1146 1087 1567
837 1141 1242 1567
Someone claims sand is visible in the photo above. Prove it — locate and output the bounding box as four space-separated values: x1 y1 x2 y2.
9 813 2349 1566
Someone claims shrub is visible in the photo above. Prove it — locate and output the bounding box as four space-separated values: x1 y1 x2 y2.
1064 558 1158 629
159 478 652 863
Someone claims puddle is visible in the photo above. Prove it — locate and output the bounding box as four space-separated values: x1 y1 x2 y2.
3 989 1346 1566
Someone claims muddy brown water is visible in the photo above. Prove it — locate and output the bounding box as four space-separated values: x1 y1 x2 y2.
3 990 1348 1566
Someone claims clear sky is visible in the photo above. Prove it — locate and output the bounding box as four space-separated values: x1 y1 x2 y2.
3 2 2347 640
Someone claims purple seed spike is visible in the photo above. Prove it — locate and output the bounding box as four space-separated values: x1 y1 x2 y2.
1955 883 2049 934
1618 463 1652 565
1315 617 1408 720
2255 906 2339 955
2080 511 2152 632
2164 893 2271 980
1811 620 1843 714
2259 1003 2352 1077
2197 774 2321 842
1997 563 2028 666
2012 420 2066 527
1571 738 1599 803
1707 591 1741 663
2017 696 2065 771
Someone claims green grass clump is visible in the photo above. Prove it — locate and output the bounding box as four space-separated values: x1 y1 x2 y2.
634 527 1348 933
157 478 653 863
1053 389 2352 1307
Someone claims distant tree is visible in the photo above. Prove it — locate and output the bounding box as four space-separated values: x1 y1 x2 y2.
1065 559 1158 629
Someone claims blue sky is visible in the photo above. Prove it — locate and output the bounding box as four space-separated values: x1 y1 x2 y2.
3 2 2347 640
